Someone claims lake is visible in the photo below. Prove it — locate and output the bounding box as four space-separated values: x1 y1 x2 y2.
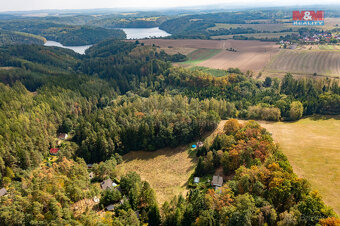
44 41 92 54
44 27 170 54
122 27 171 39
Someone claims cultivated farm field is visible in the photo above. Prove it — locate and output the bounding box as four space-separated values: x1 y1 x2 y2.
211 32 298 40
207 23 292 32
139 39 280 72
266 49 340 77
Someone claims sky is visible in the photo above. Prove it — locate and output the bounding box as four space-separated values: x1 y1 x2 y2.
0 0 339 12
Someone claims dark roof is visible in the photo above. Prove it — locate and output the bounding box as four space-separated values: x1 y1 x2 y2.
101 178 113 190
49 148 60 155
105 204 115 211
211 175 223 187
0 188 7 197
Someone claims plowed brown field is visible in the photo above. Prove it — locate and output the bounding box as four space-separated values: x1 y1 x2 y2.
136 39 280 72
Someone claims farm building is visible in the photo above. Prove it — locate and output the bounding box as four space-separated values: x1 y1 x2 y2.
49 148 60 155
0 188 7 197
211 175 223 188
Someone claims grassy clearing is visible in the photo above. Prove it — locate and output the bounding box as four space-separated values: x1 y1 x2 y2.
255 116 340 215
116 145 197 204
179 48 222 67
116 121 227 205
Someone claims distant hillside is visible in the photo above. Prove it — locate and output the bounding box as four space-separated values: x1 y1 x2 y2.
0 21 126 46
0 29 45 46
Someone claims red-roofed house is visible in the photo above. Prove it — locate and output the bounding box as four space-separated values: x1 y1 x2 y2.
50 148 60 155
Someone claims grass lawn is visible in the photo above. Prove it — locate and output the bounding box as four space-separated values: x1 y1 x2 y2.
255 116 340 215
116 145 197 204
116 121 227 205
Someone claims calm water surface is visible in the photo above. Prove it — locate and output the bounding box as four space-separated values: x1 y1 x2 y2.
122 27 171 39
44 27 170 53
44 41 92 54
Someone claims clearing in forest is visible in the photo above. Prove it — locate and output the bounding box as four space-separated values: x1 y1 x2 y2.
116 121 227 205
116 145 197 204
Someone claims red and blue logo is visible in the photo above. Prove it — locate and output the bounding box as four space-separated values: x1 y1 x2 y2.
292 11 324 26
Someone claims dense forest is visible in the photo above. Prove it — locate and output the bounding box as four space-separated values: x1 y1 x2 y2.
0 29 45 46
0 21 126 45
162 120 338 225
0 38 339 224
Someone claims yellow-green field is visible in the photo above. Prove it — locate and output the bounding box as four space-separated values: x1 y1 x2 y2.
115 121 227 205
257 116 340 215
116 145 197 204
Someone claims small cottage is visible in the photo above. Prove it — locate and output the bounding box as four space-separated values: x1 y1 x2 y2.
197 141 204 148
49 148 60 155
105 204 115 211
0 188 7 197
101 179 113 190
87 164 93 169
211 175 223 187
100 179 118 190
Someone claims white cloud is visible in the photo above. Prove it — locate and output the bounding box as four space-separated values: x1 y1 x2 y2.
0 0 339 12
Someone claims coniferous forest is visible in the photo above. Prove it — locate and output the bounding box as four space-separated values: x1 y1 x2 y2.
0 38 339 225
